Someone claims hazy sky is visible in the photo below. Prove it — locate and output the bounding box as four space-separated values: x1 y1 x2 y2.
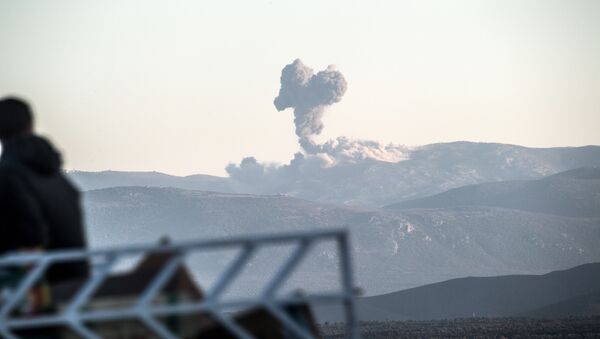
1 0 599 176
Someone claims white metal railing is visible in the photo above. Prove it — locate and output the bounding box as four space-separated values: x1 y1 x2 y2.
0 229 358 339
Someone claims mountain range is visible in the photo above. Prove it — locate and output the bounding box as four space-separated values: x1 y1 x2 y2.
69 170 232 193
82 166 600 295
386 167 600 217
70 142 600 207
69 141 600 300
316 262 600 322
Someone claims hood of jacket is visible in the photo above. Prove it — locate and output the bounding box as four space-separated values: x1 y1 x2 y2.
1 135 62 176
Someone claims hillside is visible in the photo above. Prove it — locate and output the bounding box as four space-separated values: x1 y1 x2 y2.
73 142 600 207
521 291 600 318
386 167 600 217
83 186 600 295
316 263 600 322
69 170 233 193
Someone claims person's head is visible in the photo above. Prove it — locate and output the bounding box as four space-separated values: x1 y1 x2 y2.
0 97 34 142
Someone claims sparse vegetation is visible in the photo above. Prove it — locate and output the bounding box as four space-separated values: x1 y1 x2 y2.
320 316 600 338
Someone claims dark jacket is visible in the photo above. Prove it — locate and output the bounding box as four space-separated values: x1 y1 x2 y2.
0 135 89 283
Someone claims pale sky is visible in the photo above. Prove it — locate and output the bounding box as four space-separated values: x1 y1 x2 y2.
1 0 599 176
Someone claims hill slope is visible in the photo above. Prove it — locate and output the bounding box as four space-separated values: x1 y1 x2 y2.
83 186 600 295
386 167 600 217
69 170 232 193
73 142 600 207
316 263 600 322
521 291 600 318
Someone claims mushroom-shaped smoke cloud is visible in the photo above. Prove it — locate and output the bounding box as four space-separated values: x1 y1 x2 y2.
274 59 347 153
226 59 409 195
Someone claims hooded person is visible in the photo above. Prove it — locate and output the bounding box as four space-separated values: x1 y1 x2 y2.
0 97 89 284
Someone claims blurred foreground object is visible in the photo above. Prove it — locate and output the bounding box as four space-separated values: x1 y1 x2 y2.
0 229 358 339
0 96 89 284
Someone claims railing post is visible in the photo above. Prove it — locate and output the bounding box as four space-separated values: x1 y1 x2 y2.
207 243 255 300
262 239 311 298
338 232 359 339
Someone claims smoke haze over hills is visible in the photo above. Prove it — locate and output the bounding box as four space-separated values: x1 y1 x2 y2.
81 167 600 295
71 142 600 207
226 59 410 199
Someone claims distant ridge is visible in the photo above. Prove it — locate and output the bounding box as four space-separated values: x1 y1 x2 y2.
84 182 600 295
386 167 600 217
69 170 233 193
70 142 600 207
317 263 600 322
521 291 600 318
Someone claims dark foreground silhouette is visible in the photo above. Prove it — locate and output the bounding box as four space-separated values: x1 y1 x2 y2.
0 97 89 283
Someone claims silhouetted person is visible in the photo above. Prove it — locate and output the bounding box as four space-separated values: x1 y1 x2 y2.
0 97 89 284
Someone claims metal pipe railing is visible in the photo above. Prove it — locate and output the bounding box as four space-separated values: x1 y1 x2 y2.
0 229 358 339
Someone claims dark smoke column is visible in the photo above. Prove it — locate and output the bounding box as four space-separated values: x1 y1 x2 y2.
274 59 347 153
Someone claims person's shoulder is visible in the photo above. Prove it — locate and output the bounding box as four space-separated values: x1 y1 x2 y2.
0 160 17 176
0 158 21 171
0 161 18 191
0 159 29 183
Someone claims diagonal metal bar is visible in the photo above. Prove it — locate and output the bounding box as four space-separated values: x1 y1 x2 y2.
66 254 117 313
0 327 18 339
263 302 315 339
139 313 178 339
135 251 185 339
261 240 311 298
209 309 256 339
68 321 101 339
0 258 49 318
206 244 255 300
137 251 185 307
61 254 117 339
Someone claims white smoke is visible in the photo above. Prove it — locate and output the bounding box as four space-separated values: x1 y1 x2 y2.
227 59 409 192
320 137 408 164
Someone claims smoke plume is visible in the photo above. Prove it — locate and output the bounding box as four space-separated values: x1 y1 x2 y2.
226 59 409 195
274 59 347 153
